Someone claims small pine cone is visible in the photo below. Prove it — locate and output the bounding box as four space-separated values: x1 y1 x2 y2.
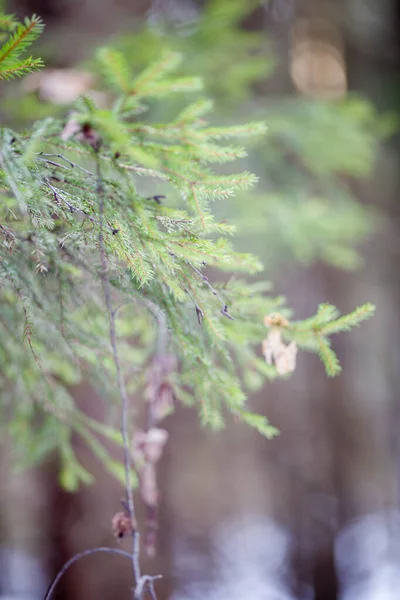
111 511 136 540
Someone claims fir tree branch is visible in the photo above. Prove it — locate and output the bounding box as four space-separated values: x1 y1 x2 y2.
319 303 375 335
0 14 43 70
0 56 43 80
315 335 341 377
0 26 377 538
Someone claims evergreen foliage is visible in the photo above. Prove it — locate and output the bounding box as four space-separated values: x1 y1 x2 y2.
0 13 44 80
100 0 392 270
0 13 375 490
3 2 393 273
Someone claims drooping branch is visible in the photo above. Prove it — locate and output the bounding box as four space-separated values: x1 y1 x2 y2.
96 155 161 599
96 157 141 581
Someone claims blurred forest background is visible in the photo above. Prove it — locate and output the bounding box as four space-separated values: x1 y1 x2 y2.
1 1 400 599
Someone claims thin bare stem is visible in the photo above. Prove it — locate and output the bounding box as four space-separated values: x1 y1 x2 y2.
0 223 16 241
140 296 168 356
43 547 132 600
148 579 159 600
112 296 168 356
184 286 204 324
39 152 95 176
141 297 170 434
96 158 144 593
188 261 234 320
134 575 163 600
37 157 73 171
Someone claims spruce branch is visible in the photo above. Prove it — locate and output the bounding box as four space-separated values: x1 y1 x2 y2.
130 49 182 95
0 56 43 80
319 303 375 335
0 14 44 80
0 29 377 503
97 47 132 94
315 335 341 377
